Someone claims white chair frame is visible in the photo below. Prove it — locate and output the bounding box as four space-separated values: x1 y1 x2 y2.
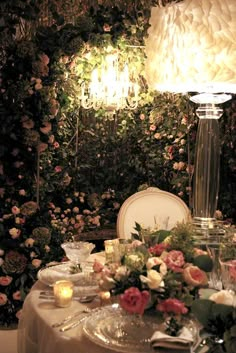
116 187 191 239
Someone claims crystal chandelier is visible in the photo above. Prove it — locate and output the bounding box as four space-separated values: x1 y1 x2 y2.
81 52 139 111
145 0 236 242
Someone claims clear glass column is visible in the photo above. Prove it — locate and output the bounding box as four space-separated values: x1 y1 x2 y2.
190 94 231 243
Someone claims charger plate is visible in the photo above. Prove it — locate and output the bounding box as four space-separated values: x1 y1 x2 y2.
83 304 160 353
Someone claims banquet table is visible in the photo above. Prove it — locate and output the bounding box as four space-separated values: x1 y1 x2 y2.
17 252 127 353
17 251 205 353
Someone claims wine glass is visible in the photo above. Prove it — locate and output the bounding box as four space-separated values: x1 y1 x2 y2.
219 241 236 296
61 241 95 271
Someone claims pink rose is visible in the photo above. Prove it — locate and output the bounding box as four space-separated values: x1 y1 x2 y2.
13 291 21 301
54 165 62 173
183 265 208 287
157 298 188 315
119 287 150 315
0 276 12 286
32 259 42 268
149 243 169 256
11 206 20 215
0 293 8 306
93 259 104 273
164 250 185 272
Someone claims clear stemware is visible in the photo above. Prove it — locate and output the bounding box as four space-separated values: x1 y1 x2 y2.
61 241 95 271
219 241 236 299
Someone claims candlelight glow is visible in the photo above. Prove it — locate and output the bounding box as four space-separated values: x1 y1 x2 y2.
53 280 74 307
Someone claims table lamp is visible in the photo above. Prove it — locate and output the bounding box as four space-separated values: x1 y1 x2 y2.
145 0 236 242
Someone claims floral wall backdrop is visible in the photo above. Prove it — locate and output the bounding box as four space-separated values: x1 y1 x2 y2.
0 0 235 327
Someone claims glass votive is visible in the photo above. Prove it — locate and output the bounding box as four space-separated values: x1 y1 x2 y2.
104 239 120 264
220 258 236 293
53 280 74 308
119 239 132 258
219 242 236 293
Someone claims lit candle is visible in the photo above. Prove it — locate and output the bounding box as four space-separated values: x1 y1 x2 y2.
104 239 120 264
53 280 74 308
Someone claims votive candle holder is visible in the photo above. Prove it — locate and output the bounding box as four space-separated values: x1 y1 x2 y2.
53 280 74 308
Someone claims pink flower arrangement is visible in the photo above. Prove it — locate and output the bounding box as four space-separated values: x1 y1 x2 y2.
94 223 212 329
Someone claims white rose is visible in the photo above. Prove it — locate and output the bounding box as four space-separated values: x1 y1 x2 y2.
146 257 167 275
140 269 163 289
209 290 235 306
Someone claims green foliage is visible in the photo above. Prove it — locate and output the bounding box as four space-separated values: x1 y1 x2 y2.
169 222 195 262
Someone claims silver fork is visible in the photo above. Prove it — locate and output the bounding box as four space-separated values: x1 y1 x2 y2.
52 308 91 328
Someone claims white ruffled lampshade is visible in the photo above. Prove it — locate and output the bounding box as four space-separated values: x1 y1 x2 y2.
145 0 236 94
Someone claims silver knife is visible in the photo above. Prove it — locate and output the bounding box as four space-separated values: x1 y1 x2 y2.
52 308 91 328
60 315 88 332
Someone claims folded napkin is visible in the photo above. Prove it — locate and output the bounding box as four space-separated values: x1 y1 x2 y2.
151 327 194 352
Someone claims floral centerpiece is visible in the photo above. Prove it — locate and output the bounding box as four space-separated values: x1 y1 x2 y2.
94 222 213 336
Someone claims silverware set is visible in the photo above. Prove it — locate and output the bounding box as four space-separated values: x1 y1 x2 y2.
51 307 102 332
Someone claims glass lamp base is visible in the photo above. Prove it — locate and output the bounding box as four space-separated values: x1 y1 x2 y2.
192 217 225 246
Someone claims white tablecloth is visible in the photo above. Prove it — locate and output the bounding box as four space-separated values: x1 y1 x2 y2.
17 253 123 353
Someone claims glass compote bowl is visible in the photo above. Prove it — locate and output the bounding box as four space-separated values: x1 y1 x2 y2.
61 241 95 271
